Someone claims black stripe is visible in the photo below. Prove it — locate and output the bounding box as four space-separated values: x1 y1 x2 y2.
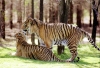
67 36 74 45
60 25 64 38
53 25 57 39
68 45 77 49
32 52 36 60
63 24 67 37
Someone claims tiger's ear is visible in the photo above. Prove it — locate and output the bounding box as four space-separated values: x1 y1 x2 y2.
28 17 34 25
33 19 37 23
32 19 39 26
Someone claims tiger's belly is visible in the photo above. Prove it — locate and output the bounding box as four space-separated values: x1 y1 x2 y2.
38 35 68 47
52 39 68 46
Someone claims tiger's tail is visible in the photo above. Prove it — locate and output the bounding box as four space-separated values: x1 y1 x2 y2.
81 29 100 51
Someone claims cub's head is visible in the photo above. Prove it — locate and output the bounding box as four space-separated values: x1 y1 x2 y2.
15 32 26 41
22 17 40 34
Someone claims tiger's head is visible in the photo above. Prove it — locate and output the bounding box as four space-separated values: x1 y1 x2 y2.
15 32 26 42
22 17 41 34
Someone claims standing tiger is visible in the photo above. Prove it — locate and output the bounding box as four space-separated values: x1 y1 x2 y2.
22 17 100 62
15 32 68 62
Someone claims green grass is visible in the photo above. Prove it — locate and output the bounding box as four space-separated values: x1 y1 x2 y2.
0 43 100 68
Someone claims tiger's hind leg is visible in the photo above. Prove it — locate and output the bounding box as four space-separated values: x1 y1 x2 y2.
66 45 78 62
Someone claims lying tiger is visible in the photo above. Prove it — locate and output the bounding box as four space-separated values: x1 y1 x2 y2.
22 17 100 62
15 32 69 62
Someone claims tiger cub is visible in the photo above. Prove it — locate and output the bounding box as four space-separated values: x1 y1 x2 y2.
22 17 100 62
15 32 68 62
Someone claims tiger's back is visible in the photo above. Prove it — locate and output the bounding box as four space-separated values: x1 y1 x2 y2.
15 32 66 62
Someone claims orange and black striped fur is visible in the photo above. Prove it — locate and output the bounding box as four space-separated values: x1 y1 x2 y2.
15 32 67 62
22 17 100 62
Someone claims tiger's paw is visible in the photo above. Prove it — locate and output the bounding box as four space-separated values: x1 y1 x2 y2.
74 57 80 62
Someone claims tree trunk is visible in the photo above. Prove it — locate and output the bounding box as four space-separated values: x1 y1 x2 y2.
22 0 25 22
59 0 70 23
39 0 43 21
64 0 70 23
89 0 92 27
97 0 100 23
31 0 35 45
31 0 34 19
92 0 99 44
49 0 58 23
0 11 2 38
76 4 82 28
17 0 22 29
0 0 5 39
0 0 2 37
49 0 53 23
59 0 66 23
9 0 13 29
57 45 65 55
69 1 73 24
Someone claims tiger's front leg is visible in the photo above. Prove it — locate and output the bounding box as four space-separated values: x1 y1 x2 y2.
44 40 52 50
67 45 78 62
